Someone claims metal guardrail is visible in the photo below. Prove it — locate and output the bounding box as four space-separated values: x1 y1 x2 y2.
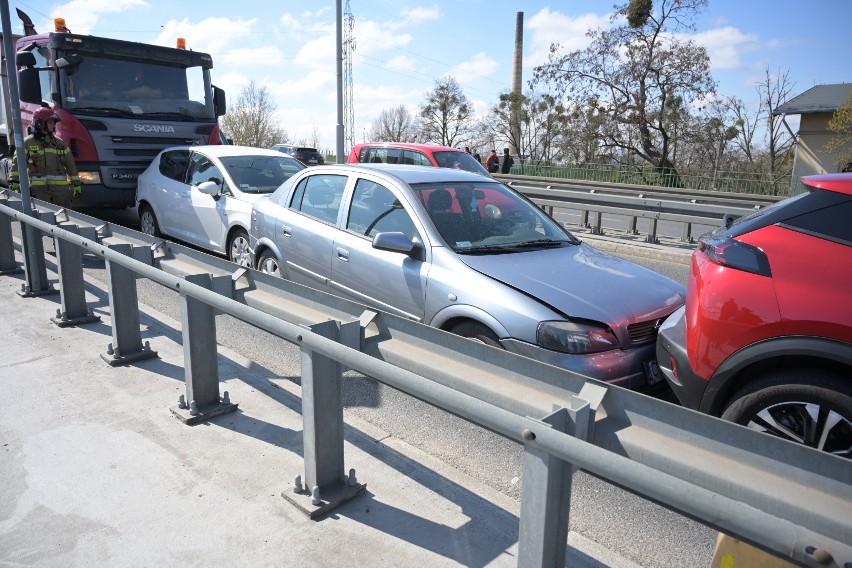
1 191 850 568
499 175 785 243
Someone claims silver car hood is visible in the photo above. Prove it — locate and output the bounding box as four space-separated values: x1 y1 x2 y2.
457 242 685 323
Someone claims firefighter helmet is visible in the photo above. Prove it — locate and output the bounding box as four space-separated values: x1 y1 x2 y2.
32 107 61 132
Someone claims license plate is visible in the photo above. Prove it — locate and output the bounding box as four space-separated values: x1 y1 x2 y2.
644 359 663 385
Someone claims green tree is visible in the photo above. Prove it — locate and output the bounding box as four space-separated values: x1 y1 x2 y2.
419 77 473 147
220 81 286 148
532 0 716 186
826 92 852 170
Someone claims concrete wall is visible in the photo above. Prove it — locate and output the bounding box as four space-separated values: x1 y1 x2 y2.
789 112 852 195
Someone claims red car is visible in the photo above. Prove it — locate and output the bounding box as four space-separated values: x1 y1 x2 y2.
656 173 852 457
347 142 491 177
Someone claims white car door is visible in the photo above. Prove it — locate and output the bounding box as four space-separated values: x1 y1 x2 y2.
146 149 191 239
183 152 228 250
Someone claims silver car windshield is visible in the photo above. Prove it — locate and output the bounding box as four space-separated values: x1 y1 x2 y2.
220 156 306 194
411 181 578 253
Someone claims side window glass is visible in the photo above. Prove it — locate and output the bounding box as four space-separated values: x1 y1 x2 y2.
188 154 223 188
403 151 430 166
386 148 402 164
298 174 347 224
159 150 190 181
366 148 385 163
289 178 308 209
785 200 852 244
347 179 417 239
34 47 52 103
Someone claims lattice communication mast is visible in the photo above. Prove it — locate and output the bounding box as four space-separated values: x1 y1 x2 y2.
343 1 355 153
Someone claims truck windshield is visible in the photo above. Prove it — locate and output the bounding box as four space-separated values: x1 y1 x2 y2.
60 55 213 120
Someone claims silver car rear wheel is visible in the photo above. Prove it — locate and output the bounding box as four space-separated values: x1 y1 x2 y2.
257 250 282 278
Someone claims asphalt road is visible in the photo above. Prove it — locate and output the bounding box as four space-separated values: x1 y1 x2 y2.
70 205 717 567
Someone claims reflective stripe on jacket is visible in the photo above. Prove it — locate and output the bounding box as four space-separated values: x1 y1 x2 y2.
9 133 80 187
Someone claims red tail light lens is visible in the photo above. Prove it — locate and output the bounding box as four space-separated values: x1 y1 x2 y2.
698 236 772 277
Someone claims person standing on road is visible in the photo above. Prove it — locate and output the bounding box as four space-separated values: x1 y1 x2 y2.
485 149 499 173
9 107 81 207
500 148 514 174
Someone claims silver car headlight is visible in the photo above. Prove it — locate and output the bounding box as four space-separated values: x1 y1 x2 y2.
536 320 619 354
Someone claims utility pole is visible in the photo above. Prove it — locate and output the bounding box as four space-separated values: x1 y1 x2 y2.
343 1 355 156
511 11 523 159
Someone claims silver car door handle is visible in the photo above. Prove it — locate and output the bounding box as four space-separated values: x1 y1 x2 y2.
281 225 292 237
336 248 349 262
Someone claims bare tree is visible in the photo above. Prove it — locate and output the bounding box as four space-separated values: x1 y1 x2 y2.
419 77 473 147
369 105 419 142
489 91 572 162
533 0 716 186
760 68 796 174
221 81 286 148
724 95 760 167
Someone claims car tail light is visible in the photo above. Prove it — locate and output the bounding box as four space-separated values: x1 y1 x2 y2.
698 236 772 277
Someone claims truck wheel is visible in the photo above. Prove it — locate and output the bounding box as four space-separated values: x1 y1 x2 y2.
257 250 282 278
139 205 160 237
450 321 502 349
228 228 250 267
720 368 852 458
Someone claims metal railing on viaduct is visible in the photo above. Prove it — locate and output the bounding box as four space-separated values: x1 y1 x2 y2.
1 191 849 568
498 174 785 243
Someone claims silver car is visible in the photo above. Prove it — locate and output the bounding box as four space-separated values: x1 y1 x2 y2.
249 164 685 389
136 145 305 265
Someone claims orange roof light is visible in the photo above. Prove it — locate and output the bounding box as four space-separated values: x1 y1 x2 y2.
177 37 186 49
54 18 70 33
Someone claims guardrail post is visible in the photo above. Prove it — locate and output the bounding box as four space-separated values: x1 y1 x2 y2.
681 222 694 243
591 211 603 235
170 273 238 425
0 200 22 275
50 224 101 327
645 218 660 243
283 318 365 518
627 215 638 235
100 243 158 366
518 397 592 568
17 214 55 297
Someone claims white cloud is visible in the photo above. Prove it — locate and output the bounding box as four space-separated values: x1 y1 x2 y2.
448 52 499 89
397 5 442 28
48 0 149 34
153 17 256 54
692 26 759 70
526 8 612 67
386 55 418 73
351 20 413 56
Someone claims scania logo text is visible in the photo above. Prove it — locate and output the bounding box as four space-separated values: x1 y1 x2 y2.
133 124 176 133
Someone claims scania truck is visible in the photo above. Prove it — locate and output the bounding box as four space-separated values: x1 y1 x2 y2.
0 10 226 207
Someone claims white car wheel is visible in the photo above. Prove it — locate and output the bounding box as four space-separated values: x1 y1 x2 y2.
228 230 251 266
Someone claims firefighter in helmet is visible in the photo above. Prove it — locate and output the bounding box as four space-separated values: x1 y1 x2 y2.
9 107 81 207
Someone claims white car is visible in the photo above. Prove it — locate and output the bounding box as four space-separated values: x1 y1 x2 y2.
136 145 305 265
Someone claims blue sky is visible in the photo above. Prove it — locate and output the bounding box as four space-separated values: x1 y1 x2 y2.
8 1 851 152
